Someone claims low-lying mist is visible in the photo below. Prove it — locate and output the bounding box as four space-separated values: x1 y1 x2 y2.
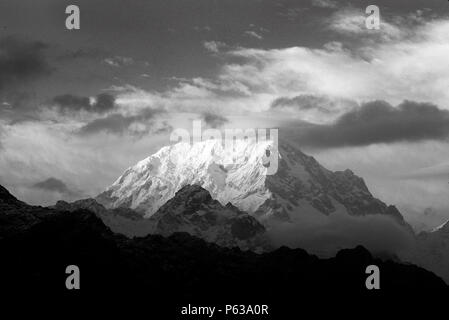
267 211 415 259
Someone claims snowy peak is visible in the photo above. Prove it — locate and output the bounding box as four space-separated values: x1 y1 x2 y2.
97 139 276 217
261 142 405 222
97 139 405 224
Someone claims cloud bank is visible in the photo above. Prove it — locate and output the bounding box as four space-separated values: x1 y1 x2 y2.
78 108 166 136
33 177 75 195
53 93 116 114
297 100 449 148
108 18 449 127
268 211 414 258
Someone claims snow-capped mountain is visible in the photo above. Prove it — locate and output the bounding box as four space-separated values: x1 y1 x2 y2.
97 139 273 218
96 139 405 225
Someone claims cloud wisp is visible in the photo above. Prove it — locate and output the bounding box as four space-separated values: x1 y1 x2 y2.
33 177 76 196
78 108 166 136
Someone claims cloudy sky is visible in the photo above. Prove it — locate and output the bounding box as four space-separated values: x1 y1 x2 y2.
1 0 448 231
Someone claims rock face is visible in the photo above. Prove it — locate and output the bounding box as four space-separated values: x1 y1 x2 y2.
404 220 449 284
0 184 23 206
96 140 405 225
52 198 154 237
151 185 267 251
0 184 52 238
0 183 447 303
53 185 267 250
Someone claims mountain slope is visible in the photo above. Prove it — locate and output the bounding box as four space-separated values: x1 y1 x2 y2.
403 220 449 284
53 185 267 250
52 198 154 237
151 184 267 250
97 139 406 225
0 184 53 238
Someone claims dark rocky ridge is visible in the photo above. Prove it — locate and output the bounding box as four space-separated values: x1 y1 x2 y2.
51 197 155 237
53 185 267 249
0 184 53 239
0 184 447 308
152 185 267 249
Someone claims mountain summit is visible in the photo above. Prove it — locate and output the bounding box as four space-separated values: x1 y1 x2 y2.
151 184 267 250
0 185 24 207
97 139 405 224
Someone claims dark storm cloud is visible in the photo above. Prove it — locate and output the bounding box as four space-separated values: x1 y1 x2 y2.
79 114 135 135
0 36 51 91
78 108 164 135
202 112 229 128
53 94 89 111
53 93 116 114
1 0 445 97
271 94 357 114
33 178 73 195
298 100 449 148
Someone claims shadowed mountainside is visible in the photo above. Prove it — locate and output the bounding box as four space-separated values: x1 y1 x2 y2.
0 184 447 306
53 185 268 250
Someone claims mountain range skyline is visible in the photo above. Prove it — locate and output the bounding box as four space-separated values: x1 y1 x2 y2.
1 0 449 234
19 137 448 285
2 181 447 313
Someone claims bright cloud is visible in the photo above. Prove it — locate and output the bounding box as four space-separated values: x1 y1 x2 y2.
111 18 449 124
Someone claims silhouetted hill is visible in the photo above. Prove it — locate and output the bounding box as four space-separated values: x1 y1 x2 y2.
0 184 447 316
151 185 267 250
0 184 53 238
0 184 22 205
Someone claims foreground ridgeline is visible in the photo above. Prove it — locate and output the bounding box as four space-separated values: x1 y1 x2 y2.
54 185 268 251
0 184 447 309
